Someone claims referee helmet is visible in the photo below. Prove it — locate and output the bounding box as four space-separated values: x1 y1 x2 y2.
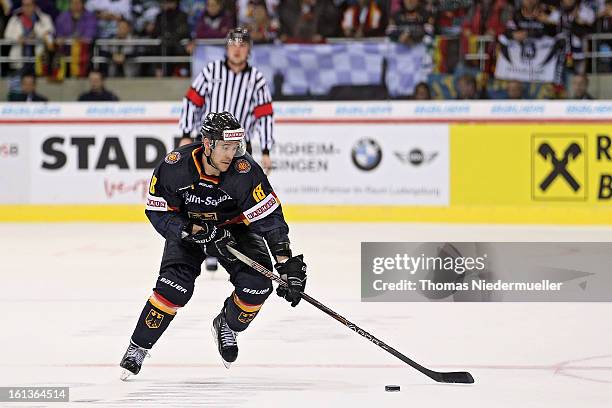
226 27 252 48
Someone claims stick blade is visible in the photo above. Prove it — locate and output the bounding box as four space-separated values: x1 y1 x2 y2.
436 371 475 384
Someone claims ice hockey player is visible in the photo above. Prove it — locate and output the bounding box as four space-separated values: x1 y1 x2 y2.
119 111 307 380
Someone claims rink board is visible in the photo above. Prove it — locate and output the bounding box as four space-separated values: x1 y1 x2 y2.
0 101 611 224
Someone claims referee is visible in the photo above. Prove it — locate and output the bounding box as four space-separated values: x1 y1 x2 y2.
179 27 273 174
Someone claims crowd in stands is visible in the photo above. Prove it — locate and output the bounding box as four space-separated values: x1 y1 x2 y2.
0 0 610 100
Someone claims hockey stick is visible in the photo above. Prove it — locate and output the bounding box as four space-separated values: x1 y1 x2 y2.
227 246 475 384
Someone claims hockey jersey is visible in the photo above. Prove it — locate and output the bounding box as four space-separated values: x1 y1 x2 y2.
145 142 289 251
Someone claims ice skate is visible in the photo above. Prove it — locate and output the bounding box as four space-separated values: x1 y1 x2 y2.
119 341 150 381
211 311 238 368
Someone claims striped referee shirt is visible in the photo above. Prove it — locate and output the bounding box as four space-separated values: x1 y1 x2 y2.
179 59 274 153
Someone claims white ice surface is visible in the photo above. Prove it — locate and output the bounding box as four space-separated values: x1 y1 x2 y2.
1 223 611 407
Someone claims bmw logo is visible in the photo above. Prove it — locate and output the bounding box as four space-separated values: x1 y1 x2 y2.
409 148 424 165
351 138 382 171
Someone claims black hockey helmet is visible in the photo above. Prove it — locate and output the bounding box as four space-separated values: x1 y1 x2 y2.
226 27 252 48
199 111 246 157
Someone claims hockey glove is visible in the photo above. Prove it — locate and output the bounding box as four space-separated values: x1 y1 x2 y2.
181 221 217 244
182 222 237 261
275 255 307 307
206 228 237 261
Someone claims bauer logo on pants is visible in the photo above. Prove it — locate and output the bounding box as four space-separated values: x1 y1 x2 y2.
532 134 587 201
145 309 164 329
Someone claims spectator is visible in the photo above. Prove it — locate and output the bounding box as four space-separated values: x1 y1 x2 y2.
55 0 97 43
102 19 137 77
181 0 207 29
11 0 58 19
151 0 190 76
598 0 612 24
435 0 472 36
1 1 10 74
135 2 161 76
456 73 481 99
595 0 611 72
4 0 55 71
413 81 431 99
463 0 509 37
570 73 594 98
86 0 131 39
1 0 10 37
8 73 48 101
387 0 434 47
505 0 558 41
462 0 510 73
238 0 279 28
279 0 340 42
131 0 159 35
506 80 524 98
341 0 385 38
78 70 119 101
245 0 278 42
194 0 233 39
54 0 97 78
549 0 596 73
432 0 472 73
56 0 70 13
389 0 403 14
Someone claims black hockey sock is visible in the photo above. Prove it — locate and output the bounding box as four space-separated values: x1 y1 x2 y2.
130 292 178 349
223 293 262 332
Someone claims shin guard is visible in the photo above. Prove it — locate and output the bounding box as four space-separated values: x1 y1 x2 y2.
223 292 262 332
130 291 179 349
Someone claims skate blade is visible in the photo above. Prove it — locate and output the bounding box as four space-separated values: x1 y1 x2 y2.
120 369 133 381
211 323 232 369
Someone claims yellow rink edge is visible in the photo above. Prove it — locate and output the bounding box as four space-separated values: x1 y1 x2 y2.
0 205 611 225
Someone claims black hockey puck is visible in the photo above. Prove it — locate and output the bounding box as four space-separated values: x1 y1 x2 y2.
385 385 400 392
